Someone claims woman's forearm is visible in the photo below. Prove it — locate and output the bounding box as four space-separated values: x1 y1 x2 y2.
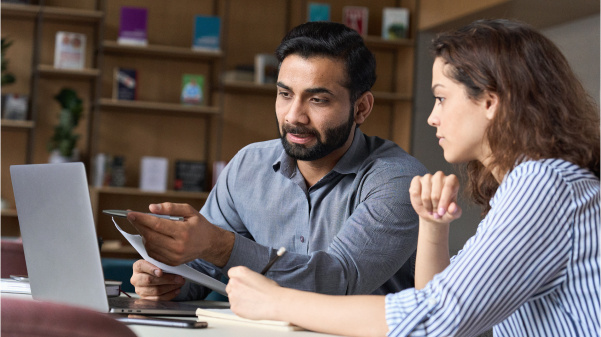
274 288 388 337
415 219 450 289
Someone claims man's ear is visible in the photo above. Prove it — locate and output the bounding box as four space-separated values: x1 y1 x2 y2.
354 91 374 125
484 91 499 120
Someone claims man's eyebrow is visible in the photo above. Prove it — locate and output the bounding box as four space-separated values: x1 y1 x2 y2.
305 87 334 96
277 82 335 96
277 82 290 90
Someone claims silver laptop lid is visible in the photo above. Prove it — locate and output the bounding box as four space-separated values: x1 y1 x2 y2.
10 163 109 312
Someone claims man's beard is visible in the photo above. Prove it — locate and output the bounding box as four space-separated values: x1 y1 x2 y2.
279 109 355 161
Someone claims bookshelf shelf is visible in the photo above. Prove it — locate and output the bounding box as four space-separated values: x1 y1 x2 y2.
103 40 223 61
41 6 103 23
0 3 103 22
0 209 19 217
1 119 35 129
0 3 40 19
98 98 220 116
38 65 101 79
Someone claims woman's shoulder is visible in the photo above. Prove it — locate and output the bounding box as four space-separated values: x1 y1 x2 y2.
509 158 598 184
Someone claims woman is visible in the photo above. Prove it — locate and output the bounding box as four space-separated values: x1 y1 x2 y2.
225 19 600 337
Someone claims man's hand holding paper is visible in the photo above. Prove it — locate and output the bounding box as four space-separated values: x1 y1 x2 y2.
126 202 235 267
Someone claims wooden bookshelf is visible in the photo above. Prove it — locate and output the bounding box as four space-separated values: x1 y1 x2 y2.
37 64 101 79
1 120 35 129
102 40 223 61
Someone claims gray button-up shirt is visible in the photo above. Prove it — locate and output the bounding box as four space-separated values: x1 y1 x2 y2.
177 128 427 300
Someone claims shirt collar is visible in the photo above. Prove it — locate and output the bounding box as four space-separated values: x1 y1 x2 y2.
272 128 368 177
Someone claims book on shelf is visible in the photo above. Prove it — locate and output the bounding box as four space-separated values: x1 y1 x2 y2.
192 15 221 52
139 156 168 192
382 7 410 40
92 153 126 188
174 160 207 192
53 31 86 70
118 6 148 46
307 2 330 22
343 6 369 36
254 53 278 84
112 68 137 100
2 93 28 120
180 74 205 105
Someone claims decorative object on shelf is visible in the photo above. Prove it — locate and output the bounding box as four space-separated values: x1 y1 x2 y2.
113 67 137 100
192 15 221 52
53 31 86 70
174 160 207 192
343 6 369 36
1 38 15 87
92 153 126 187
118 6 148 46
2 93 28 120
307 2 330 22
254 53 278 84
222 64 254 83
47 88 82 163
180 74 204 105
382 7 410 40
139 156 168 192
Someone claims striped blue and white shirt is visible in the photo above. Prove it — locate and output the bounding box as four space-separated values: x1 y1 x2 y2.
385 158 600 336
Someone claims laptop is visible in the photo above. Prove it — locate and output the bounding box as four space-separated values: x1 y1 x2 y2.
10 162 216 316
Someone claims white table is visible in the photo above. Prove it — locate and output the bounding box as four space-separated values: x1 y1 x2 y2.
2 292 340 337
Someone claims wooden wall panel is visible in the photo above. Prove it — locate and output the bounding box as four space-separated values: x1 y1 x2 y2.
222 0 288 71
1 18 35 96
220 92 279 161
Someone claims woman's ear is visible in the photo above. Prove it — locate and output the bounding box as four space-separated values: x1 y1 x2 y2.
484 92 499 120
354 91 374 125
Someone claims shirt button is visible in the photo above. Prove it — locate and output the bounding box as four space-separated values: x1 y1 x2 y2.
300 236 305 243
428 298 436 306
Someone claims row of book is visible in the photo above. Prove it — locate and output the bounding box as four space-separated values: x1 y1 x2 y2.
92 153 225 193
309 3 410 39
118 7 221 51
54 4 409 72
113 68 205 105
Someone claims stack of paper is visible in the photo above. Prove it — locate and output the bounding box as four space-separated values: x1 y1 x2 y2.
1 279 31 294
195 308 304 331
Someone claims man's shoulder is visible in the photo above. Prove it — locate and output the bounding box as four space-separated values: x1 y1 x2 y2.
362 135 428 176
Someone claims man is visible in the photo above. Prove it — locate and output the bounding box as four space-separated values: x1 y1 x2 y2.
129 21 427 301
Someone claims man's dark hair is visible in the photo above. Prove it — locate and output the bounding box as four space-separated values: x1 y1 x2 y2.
275 21 376 104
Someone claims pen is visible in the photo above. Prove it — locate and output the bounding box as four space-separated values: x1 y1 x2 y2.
260 247 286 275
102 209 184 221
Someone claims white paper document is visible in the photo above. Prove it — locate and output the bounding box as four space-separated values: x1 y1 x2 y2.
112 218 227 296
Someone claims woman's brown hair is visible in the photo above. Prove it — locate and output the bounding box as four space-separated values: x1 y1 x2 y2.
432 19 600 213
